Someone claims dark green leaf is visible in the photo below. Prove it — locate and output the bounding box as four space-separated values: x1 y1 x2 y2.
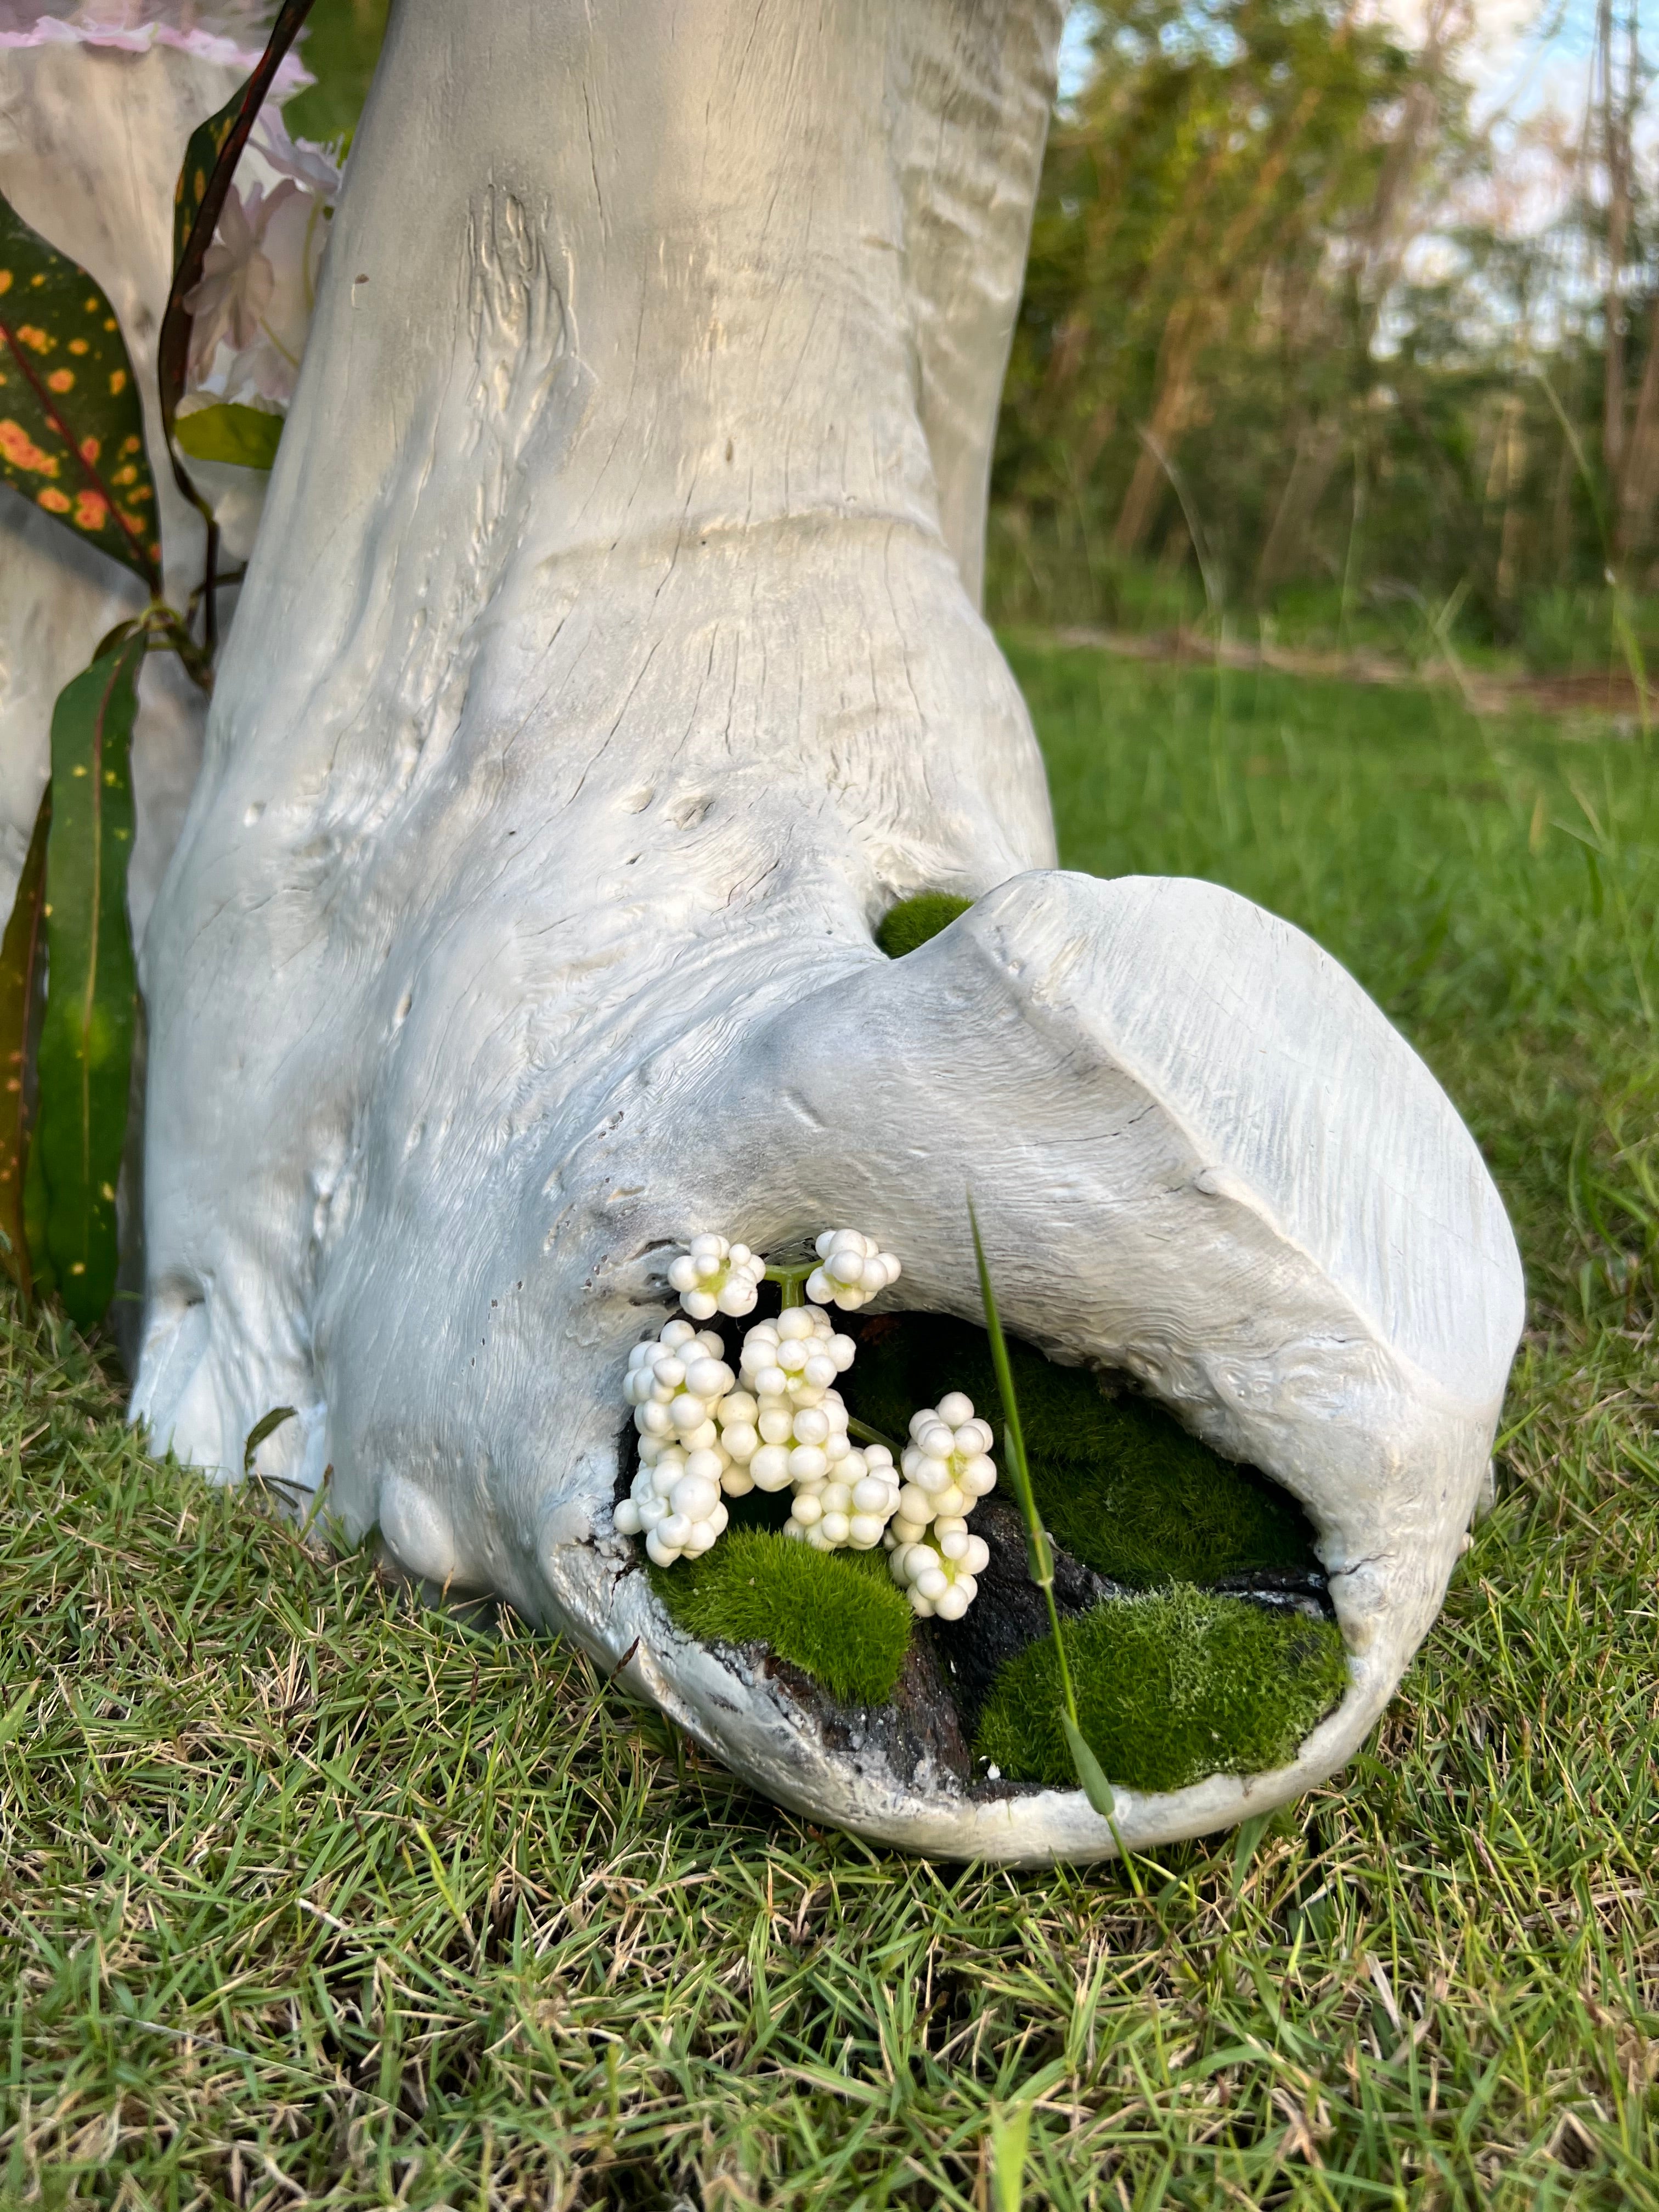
244 1407 299 1474
174 401 284 471
0 194 161 592
1059 1709 1119 1821
159 0 318 462
0 792 49 1301
22 1097 54 1305
35 635 146 1330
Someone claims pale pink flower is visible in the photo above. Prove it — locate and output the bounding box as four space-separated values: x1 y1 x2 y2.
182 112 342 414
252 106 342 196
184 181 284 381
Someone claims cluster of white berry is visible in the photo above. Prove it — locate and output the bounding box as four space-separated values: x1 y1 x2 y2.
667 1234 767 1321
788 1443 902 1549
716 1311 851 1496
618 1232 997 1622
614 1320 740 1564
886 1395 997 1619
805 1228 904 1312
735 1307 856 1432
722 1310 904 1548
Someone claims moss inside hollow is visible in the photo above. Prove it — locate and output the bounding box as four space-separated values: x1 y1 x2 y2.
636 1308 1330 1780
876 893 974 959
840 1313 1319 1589
1033 1396 1316 1589
649 1531 912 1707
974 1587 1348 1795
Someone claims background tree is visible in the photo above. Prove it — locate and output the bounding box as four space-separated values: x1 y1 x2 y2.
989 0 1659 663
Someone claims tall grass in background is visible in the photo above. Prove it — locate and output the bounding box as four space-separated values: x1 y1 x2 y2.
995 0 1659 667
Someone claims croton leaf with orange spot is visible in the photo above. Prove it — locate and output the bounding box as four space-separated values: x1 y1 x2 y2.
0 190 161 595
35 631 148 1330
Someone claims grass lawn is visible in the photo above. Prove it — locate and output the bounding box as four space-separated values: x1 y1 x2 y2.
2 641 1655 2209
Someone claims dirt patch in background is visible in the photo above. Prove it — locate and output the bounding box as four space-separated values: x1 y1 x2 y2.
1051 624 1652 732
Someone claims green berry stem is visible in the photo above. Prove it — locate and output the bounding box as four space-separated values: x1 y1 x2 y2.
846 1413 902 1455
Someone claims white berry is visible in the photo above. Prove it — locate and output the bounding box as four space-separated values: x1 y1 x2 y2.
667 1234 768 1321
882 1393 996 1615
804 1228 903 1312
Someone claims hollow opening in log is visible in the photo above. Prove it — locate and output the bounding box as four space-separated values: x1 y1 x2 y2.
614 1289 1348 1802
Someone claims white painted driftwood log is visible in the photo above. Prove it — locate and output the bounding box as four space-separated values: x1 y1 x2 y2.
128 0 1525 1860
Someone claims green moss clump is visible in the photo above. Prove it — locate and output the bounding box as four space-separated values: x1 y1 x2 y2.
649 1532 912 1707
1032 1396 1315 1588
840 1313 1319 1589
975 1587 1348 1795
876 893 974 959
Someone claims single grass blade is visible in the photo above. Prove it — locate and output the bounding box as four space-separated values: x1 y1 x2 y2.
968 1193 1103 1809
0 1681 36 1748
967 1198 1041 1567
35 633 146 1329
1012 1460 1055 1587
1059 1708 1119 1822
988 2098 1033 2212
0 791 50 1301
1231 1810 1272 1892
0 191 162 592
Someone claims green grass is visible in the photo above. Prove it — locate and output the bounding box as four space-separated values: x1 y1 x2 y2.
984 523 1659 684
975 1587 1349 1796
1 645 1655 2206
648 1530 912 1707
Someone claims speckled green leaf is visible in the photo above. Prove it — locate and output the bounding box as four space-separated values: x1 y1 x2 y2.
0 191 160 592
0 792 49 1301
989 2100 1032 2212
35 635 146 1331
171 99 241 281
